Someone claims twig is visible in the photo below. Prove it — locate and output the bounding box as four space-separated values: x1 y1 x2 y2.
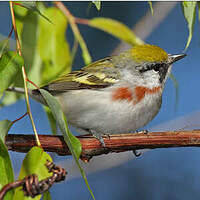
55 1 92 64
5 130 200 162
11 112 28 125
26 78 40 90
9 2 41 147
0 161 66 200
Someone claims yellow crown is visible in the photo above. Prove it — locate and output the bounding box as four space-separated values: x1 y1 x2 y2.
131 44 168 63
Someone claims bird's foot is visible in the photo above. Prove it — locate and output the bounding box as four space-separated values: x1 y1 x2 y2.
136 130 148 134
132 150 142 157
90 130 106 147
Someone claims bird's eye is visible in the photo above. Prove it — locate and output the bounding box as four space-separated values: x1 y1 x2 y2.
153 65 160 72
153 64 161 72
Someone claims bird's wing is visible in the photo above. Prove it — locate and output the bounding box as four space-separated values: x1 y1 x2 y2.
42 57 121 94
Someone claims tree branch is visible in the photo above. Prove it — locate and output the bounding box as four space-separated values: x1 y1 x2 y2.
5 130 200 161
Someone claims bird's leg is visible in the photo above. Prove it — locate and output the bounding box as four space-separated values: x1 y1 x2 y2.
90 130 106 147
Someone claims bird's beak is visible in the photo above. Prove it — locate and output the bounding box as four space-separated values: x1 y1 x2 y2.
168 54 187 64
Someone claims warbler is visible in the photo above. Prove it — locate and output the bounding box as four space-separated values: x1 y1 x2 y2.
9 44 186 145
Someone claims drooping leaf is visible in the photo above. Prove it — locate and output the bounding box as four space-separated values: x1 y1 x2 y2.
1 4 41 106
148 1 153 15
14 4 41 87
0 119 14 200
0 39 10 57
198 2 200 21
0 51 23 95
21 11 41 86
92 1 101 11
0 92 23 107
169 73 179 111
38 7 71 84
14 3 27 39
62 5 91 65
0 33 16 51
76 32 92 65
0 120 12 141
71 39 78 66
44 106 57 135
182 1 197 50
0 138 14 200
39 89 81 158
89 17 144 46
14 2 52 23
39 89 95 200
13 147 52 200
16 1 36 10
43 190 52 200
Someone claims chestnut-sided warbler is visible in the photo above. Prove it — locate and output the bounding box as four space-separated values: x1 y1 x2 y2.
9 44 186 145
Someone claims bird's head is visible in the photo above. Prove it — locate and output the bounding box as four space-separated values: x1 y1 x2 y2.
120 44 186 88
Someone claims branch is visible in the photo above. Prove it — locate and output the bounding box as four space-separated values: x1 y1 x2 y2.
0 161 66 200
5 130 200 161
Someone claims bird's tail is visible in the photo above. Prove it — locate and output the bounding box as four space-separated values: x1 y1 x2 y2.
6 87 46 105
7 87 26 94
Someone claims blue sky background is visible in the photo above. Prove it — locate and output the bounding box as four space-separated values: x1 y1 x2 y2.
1 2 200 200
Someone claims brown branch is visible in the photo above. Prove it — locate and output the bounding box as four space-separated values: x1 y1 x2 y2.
0 161 66 200
5 130 200 161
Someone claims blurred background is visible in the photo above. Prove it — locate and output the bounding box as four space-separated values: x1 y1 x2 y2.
1 1 200 200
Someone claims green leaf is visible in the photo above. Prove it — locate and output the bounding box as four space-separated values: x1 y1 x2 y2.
169 73 179 111
16 1 36 10
13 147 52 200
92 1 101 11
182 1 197 50
38 7 71 84
14 4 42 87
0 138 14 200
15 2 52 24
44 107 57 135
0 39 10 57
0 120 12 141
0 120 13 199
21 11 41 86
43 191 52 200
39 89 95 200
89 17 144 46
198 2 200 21
71 39 78 66
1 4 42 106
148 1 153 15
78 35 92 65
0 33 16 51
0 92 24 107
0 51 23 95
65 10 91 65
39 89 81 158
14 3 28 39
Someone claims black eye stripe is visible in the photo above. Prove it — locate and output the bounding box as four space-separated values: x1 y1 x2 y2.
153 64 162 71
136 63 169 83
136 64 155 73
137 63 164 73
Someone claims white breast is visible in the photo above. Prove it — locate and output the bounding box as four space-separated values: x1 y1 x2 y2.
57 87 162 134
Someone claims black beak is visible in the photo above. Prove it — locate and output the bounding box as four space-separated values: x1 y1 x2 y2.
169 54 187 64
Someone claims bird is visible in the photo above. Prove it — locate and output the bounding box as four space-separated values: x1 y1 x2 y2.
8 44 186 146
